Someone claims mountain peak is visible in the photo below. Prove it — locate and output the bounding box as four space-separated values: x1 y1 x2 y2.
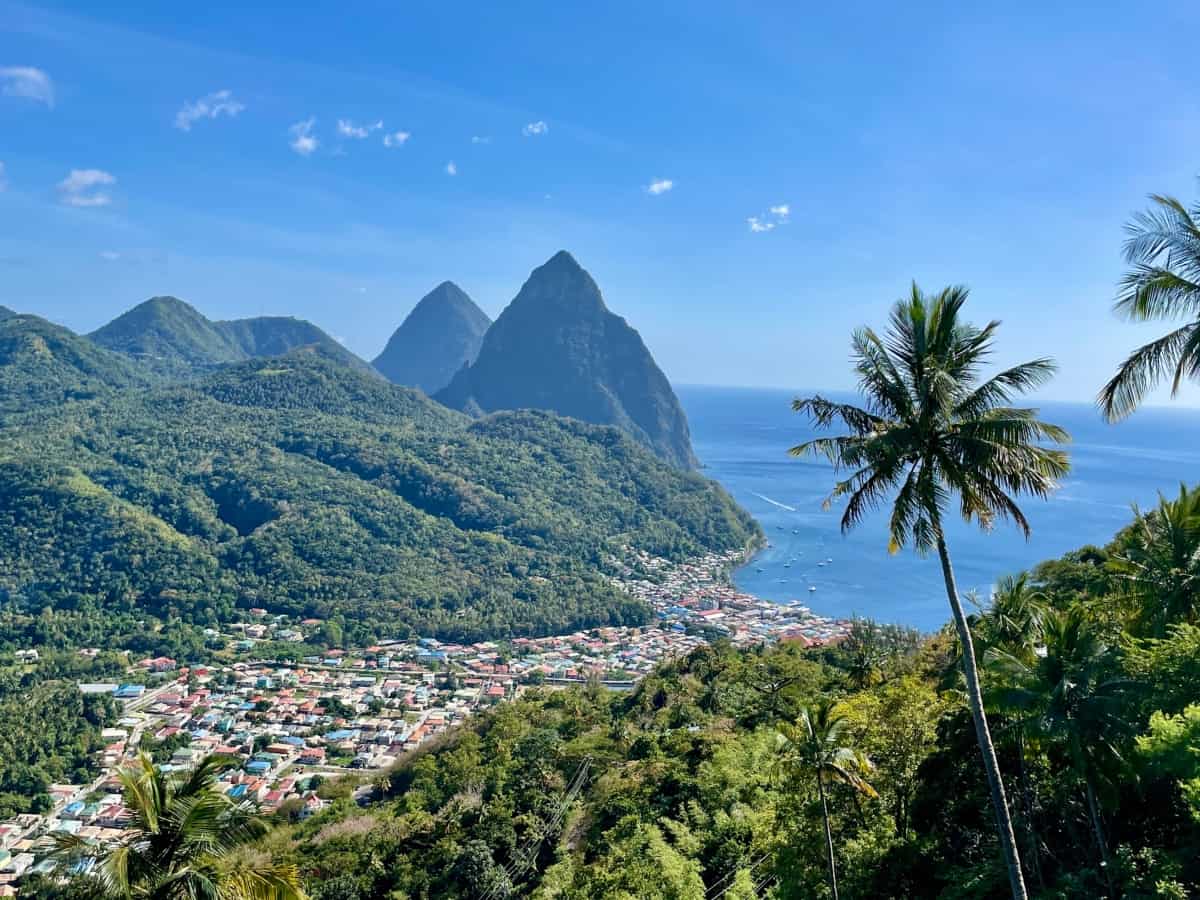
436 253 697 469
372 283 492 395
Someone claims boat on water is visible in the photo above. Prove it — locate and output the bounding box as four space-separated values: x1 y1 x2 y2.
826 557 833 563
809 586 817 592
792 529 799 534
817 562 826 567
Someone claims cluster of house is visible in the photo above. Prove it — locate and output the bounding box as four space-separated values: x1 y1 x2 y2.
0 547 850 895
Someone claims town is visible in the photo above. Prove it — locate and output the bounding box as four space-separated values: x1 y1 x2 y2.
0 549 850 895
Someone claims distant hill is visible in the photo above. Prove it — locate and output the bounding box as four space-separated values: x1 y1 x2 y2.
89 296 373 376
372 282 492 395
215 315 378 376
0 313 157 419
437 251 698 469
0 306 18 321
0 351 757 646
88 296 245 374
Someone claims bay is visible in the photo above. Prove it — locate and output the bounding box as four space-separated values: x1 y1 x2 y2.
678 385 1200 632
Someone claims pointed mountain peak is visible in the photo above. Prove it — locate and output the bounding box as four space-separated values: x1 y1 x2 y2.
437 252 697 469
511 251 606 316
372 283 492 394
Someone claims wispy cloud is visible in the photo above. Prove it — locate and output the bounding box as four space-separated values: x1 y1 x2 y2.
471 135 491 144
337 118 382 139
445 161 458 176
747 203 790 233
289 117 318 156
99 250 121 261
522 120 548 137
646 178 674 196
382 130 410 148
58 168 116 207
0 66 54 107
175 89 244 131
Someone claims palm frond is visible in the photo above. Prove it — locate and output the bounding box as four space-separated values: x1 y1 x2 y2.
1099 323 1199 422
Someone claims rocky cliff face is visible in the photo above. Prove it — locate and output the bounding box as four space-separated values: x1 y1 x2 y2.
372 282 492 395
437 251 697 469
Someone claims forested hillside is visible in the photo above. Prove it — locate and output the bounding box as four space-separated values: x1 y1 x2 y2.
0 351 758 652
259 489 1200 899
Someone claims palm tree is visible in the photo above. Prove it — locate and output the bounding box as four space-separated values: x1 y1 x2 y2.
1099 190 1200 421
987 610 1133 896
1109 483 1200 636
56 753 306 899
791 283 1070 900
977 573 1049 655
775 700 877 900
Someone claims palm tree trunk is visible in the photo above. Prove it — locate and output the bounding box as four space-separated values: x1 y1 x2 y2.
937 536 1029 900
817 770 839 900
1085 777 1115 897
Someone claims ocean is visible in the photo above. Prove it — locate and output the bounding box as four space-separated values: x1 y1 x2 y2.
678 385 1200 633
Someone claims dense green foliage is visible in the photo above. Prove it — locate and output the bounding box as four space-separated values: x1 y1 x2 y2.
0 314 158 420
256 491 1200 899
0 351 757 651
88 295 374 377
0 649 124 818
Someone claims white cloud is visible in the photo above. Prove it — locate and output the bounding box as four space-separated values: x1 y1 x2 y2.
0 161 6 191
337 118 382 139
58 168 116 207
0 66 54 107
747 203 790 233
471 135 490 144
99 250 121 261
522 120 548 137
646 178 674 195
174 89 244 131
382 130 410 148
289 118 318 155
445 161 458 176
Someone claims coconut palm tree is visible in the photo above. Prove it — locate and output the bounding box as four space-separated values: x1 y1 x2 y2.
987 609 1133 897
1109 483 1200 637
776 700 877 900
1099 190 1200 421
55 753 306 899
977 573 1049 655
791 283 1070 900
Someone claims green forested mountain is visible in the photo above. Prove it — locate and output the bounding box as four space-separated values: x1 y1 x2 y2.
0 351 757 650
88 296 373 377
0 314 159 420
260 491 1200 900
88 296 247 373
437 252 699 469
373 281 492 395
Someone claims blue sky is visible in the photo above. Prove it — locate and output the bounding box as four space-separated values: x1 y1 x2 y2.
2 0 1199 405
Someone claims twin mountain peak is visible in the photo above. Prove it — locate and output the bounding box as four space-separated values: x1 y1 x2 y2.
22 251 697 468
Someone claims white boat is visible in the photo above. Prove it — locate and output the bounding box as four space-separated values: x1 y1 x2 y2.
809 586 817 592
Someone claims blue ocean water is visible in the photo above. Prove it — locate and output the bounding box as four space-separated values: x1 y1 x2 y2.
678 385 1200 632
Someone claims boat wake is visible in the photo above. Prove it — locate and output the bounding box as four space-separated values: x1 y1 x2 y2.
751 492 797 512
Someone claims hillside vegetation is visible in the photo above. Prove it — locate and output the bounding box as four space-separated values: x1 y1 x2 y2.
264 489 1200 899
0 351 758 652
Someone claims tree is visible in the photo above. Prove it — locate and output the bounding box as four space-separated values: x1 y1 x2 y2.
55 753 305 899
776 700 878 900
1099 189 1200 421
988 610 1132 896
1109 484 1200 637
791 284 1070 900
